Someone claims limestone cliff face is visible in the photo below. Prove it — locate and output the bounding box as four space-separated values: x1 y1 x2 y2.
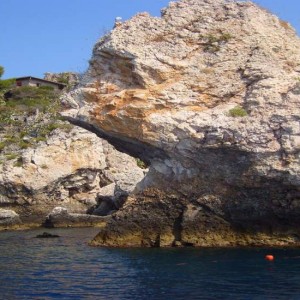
64 0 300 246
0 127 144 225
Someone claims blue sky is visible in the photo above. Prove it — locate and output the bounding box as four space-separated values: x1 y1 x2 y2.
1 0 299 79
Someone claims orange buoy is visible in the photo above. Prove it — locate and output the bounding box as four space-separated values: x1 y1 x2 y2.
265 254 274 261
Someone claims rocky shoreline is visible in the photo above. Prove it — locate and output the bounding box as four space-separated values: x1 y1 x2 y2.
0 207 107 231
89 188 300 248
1 195 300 248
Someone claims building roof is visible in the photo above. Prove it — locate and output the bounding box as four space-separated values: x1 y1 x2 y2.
15 76 67 88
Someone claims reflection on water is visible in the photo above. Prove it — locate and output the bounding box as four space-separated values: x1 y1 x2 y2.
0 228 300 299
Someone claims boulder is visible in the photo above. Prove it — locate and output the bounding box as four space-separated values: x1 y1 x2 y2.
0 209 21 226
44 206 107 228
36 232 60 238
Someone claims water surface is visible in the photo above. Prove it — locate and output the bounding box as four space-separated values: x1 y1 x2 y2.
1 228 300 299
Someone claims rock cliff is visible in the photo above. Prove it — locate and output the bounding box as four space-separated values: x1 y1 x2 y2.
62 0 300 247
0 76 145 228
0 127 144 227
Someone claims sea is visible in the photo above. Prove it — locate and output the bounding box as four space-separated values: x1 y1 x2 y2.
0 227 300 300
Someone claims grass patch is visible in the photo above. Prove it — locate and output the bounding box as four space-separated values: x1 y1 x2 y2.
4 135 19 144
18 140 31 149
5 153 18 160
228 106 248 117
37 122 65 137
0 142 6 152
4 86 60 114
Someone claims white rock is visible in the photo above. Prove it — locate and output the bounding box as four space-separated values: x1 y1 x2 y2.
0 209 19 219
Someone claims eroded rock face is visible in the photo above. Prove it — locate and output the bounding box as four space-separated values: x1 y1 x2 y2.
91 189 299 247
0 127 144 225
65 0 300 246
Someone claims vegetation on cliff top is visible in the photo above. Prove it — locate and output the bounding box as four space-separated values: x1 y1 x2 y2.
0 66 73 163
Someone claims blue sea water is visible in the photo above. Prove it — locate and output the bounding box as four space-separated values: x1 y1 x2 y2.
0 228 300 299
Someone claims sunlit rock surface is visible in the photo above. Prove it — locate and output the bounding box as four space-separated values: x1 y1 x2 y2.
46 0 300 245
0 127 144 226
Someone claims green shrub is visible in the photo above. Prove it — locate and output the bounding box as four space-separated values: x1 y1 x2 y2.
0 78 15 92
46 122 61 132
136 158 148 169
203 33 233 53
56 75 69 84
229 106 248 117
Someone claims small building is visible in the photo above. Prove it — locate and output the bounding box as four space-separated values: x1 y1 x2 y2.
15 76 66 90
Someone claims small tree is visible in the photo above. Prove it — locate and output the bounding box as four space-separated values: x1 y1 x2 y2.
0 66 4 78
0 66 15 103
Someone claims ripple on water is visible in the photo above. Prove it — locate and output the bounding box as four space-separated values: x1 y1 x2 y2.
1 228 300 299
